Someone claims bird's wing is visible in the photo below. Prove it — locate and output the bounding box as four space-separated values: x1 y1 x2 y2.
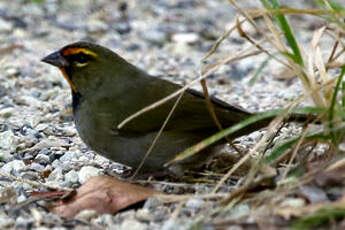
116 77 253 133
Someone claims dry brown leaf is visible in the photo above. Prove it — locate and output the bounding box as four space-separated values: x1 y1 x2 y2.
50 175 158 218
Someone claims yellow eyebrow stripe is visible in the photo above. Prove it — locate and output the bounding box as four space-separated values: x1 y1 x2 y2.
62 48 98 57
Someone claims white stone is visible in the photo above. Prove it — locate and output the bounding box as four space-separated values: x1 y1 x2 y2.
46 168 63 181
64 170 79 184
1 160 25 174
0 18 12 33
120 219 147 230
172 33 199 44
78 166 102 184
75 209 98 220
0 213 14 228
0 130 16 153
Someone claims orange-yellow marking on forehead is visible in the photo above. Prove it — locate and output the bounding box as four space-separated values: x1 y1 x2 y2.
58 67 76 91
62 47 98 57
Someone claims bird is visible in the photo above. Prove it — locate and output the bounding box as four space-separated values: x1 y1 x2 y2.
42 42 310 176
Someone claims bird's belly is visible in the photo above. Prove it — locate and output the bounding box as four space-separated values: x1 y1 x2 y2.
75 120 216 173
74 110 220 174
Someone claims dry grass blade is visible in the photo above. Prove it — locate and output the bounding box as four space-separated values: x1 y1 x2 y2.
312 27 333 103
117 47 262 130
212 99 302 193
199 78 242 154
130 92 185 179
157 193 228 203
202 15 246 61
280 124 311 182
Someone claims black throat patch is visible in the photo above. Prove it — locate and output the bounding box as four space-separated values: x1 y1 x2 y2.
72 90 83 115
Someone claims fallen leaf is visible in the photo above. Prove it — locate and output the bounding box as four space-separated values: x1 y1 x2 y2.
31 190 74 200
50 175 158 218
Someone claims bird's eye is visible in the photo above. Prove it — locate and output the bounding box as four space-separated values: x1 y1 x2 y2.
74 52 89 64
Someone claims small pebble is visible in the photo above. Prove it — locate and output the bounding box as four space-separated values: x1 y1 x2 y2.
75 209 98 221
172 33 199 44
35 153 51 165
60 151 79 162
0 18 13 33
1 160 25 174
87 19 108 33
46 168 63 181
64 170 79 184
120 219 147 230
29 162 45 172
136 208 153 222
5 68 20 77
0 213 14 228
78 166 102 184
185 198 204 210
141 29 167 45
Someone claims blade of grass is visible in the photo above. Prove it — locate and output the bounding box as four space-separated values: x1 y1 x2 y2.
262 0 304 66
292 208 345 230
164 109 283 166
328 64 345 145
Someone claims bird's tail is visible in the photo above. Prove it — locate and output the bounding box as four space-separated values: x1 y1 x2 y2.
230 112 318 138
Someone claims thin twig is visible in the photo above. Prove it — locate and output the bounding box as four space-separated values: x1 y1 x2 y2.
212 100 302 194
200 78 243 154
130 92 185 179
117 48 262 129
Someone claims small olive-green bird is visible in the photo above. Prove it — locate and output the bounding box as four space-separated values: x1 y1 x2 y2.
42 42 306 175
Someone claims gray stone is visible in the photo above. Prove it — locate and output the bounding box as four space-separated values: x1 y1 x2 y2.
135 208 153 222
47 168 63 181
161 219 183 230
17 194 27 203
185 198 204 210
29 162 45 172
1 160 25 174
75 209 98 220
0 85 7 98
141 29 167 45
0 107 14 119
78 166 102 184
0 130 16 155
87 19 108 33
51 159 63 169
92 214 114 227
60 151 78 162
5 68 20 77
0 213 14 228
35 153 51 165
143 197 161 209
15 216 33 229
120 219 147 230
64 170 79 184
0 18 12 33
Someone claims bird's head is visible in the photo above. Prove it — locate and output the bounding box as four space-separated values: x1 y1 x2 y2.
42 42 124 95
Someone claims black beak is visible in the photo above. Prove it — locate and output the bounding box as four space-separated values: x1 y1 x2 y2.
41 51 69 67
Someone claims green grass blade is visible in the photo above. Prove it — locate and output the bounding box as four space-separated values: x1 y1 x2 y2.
328 64 345 145
249 54 274 86
261 0 304 66
342 81 345 108
264 133 331 163
326 0 344 11
166 110 284 165
291 208 345 230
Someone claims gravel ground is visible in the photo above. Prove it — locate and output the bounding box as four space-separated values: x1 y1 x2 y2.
0 0 338 229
